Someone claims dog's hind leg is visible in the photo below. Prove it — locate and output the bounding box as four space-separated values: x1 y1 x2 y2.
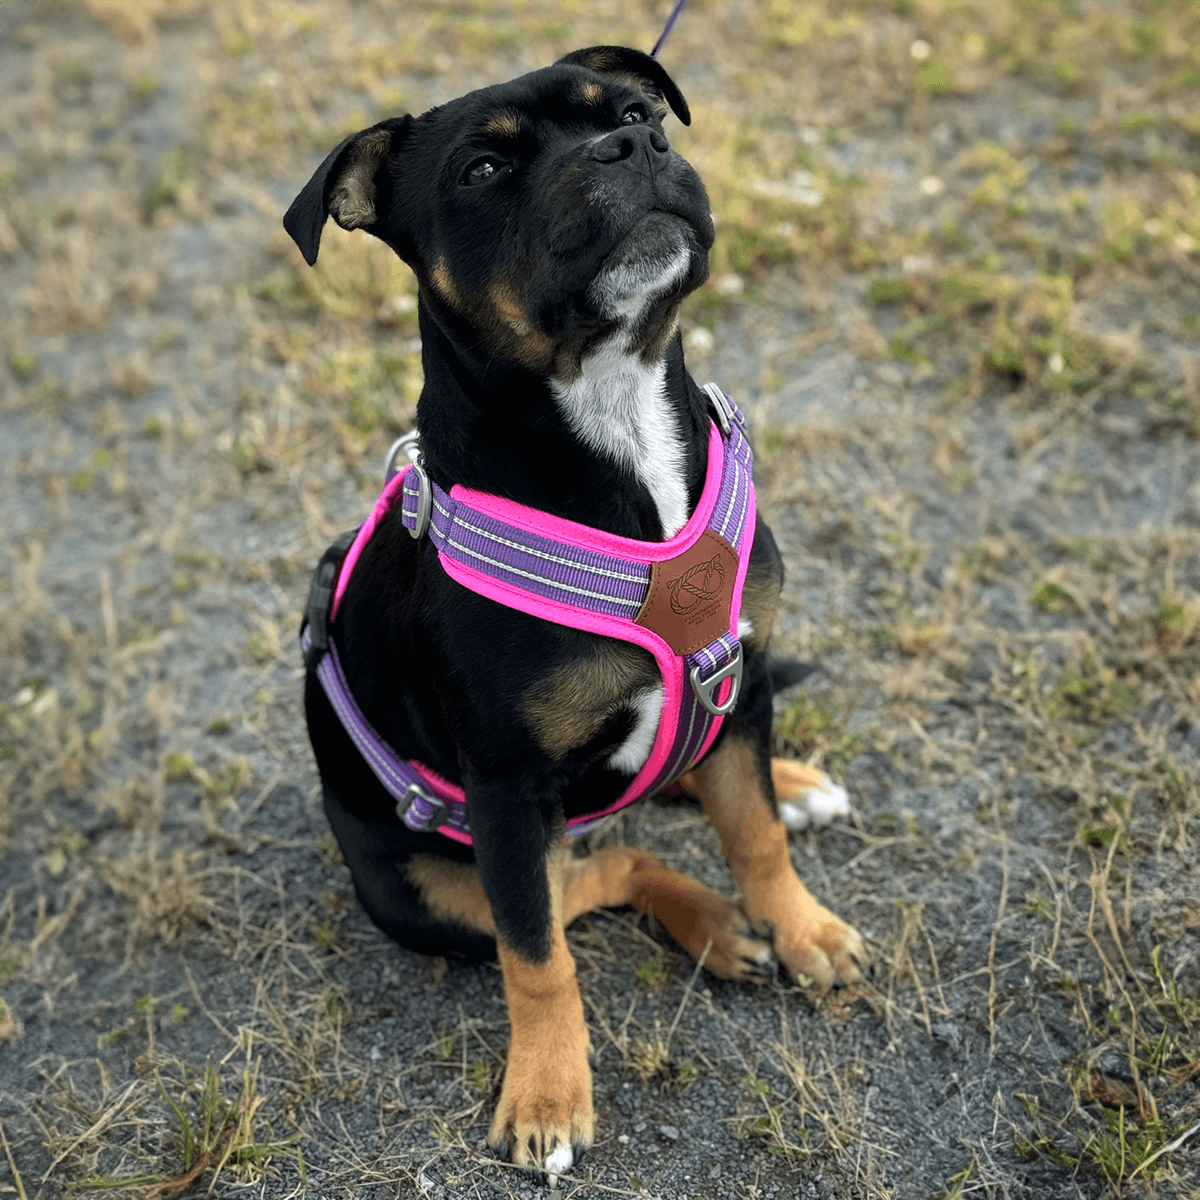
410 844 776 983
562 847 776 981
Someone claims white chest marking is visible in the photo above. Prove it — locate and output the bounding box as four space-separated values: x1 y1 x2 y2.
606 684 663 775
551 349 690 538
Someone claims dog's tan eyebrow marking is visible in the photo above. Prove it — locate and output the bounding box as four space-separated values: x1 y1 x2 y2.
575 48 616 72
616 77 668 119
579 82 606 106
483 111 522 139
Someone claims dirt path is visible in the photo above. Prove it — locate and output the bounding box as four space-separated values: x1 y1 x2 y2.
2 2 1198 1197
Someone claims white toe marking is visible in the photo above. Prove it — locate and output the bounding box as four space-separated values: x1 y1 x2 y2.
780 775 851 832
808 780 850 825
544 1144 574 1174
779 800 811 832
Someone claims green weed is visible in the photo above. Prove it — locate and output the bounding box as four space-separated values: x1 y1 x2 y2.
8 350 36 377
776 692 838 744
1031 580 1081 614
145 147 194 213
1044 645 1137 721
1156 590 1198 650
635 952 667 991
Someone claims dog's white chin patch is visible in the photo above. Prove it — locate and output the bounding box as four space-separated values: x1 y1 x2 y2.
589 243 691 322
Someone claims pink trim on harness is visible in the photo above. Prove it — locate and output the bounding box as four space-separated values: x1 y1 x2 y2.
331 468 409 624
434 488 753 840
452 423 727 564
313 388 755 845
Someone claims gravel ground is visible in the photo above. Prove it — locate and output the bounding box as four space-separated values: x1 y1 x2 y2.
2 2 1199 1198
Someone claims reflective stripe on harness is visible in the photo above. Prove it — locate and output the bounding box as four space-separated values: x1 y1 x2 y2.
302 383 756 844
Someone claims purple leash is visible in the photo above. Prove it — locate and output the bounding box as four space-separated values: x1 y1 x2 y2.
651 0 690 58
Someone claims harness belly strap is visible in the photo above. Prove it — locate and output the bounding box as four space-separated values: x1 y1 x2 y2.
304 384 756 845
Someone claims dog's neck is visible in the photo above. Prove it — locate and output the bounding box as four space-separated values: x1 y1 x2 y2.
549 341 690 538
415 310 709 542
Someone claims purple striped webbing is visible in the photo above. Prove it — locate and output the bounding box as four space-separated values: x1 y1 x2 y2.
306 386 755 843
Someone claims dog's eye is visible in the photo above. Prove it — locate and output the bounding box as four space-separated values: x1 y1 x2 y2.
462 158 501 186
620 105 647 126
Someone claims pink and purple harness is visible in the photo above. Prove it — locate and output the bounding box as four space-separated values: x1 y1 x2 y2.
301 383 755 845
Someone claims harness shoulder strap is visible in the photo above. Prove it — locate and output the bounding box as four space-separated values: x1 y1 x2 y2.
303 384 756 845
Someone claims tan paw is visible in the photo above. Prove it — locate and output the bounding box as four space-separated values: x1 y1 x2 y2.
680 889 776 982
628 865 775 982
487 1038 594 1175
768 897 869 992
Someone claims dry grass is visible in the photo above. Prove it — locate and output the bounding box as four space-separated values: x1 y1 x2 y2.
1 0 1199 1196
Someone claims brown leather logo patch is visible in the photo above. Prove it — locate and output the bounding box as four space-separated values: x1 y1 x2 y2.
635 529 738 656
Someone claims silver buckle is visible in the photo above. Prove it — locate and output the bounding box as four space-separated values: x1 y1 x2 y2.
689 645 743 716
703 382 734 436
396 781 447 831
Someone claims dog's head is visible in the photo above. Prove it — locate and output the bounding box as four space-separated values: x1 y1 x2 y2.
284 47 712 376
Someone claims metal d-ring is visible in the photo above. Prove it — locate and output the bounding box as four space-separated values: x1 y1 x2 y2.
689 645 743 716
405 460 431 540
703 382 734 436
384 428 423 480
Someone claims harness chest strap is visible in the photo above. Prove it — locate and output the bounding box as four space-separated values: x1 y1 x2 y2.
303 384 756 844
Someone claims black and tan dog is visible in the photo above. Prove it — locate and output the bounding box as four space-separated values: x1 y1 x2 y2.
284 46 866 1176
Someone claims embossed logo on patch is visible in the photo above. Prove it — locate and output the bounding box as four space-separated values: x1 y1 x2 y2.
635 529 739 657
667 554 726 615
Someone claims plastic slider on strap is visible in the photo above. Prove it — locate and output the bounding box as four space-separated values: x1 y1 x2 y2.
404 462 431 540
397 781 448 832
689 645 743 716
301 528 356 670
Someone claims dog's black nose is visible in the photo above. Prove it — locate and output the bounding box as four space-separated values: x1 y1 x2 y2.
591 125 669 164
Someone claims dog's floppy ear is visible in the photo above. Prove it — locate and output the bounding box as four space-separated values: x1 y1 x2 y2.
283 115 413 266
556 46 690 126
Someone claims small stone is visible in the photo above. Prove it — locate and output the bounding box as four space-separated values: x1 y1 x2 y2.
660 1124 680 1141
684 326 714 357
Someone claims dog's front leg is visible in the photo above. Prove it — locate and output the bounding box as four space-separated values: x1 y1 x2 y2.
687 721 869 990
468 786 593 1174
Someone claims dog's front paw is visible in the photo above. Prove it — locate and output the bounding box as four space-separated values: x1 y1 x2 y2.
768 892 868 992
487 1035 594 1176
